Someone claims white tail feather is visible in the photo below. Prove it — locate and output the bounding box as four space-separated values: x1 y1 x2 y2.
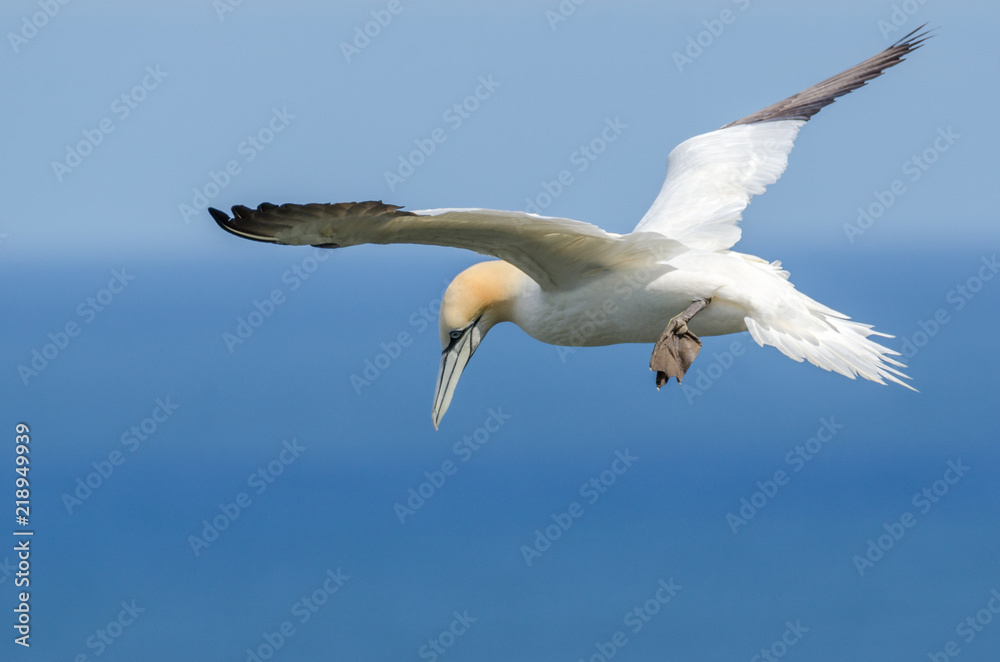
744 311 915 391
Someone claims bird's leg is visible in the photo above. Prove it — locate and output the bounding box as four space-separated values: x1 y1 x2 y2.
650 298 711 389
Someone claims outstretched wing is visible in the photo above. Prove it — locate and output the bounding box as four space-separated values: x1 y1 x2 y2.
210 202 681 290
633 26 930 251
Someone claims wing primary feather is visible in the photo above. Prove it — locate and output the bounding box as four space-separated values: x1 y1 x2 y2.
209 201 415 245
208 206 281 244
724 24 932 128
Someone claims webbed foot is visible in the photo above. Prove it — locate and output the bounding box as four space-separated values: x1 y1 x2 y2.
650 298 710 388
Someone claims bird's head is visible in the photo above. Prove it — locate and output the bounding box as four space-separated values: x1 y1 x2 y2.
432 260 525 429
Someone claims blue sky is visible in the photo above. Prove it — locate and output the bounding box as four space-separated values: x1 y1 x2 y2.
2 2 999 661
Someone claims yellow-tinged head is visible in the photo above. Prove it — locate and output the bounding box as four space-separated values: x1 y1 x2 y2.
438 260 523 346
432 260 525 429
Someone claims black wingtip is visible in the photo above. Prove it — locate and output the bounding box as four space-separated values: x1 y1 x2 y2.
232 204 255 218
208 205 253 241
208 207 230 225
207 203 290 245
891 23 934 50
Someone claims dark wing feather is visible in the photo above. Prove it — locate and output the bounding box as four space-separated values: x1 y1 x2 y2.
724 25 931 128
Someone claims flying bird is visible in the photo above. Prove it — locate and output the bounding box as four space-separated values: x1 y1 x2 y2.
210 27 928 428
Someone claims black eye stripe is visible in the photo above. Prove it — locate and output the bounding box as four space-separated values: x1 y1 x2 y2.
443 316 483 354
444 331 465 354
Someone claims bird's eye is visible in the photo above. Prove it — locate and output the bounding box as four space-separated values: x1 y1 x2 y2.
450 330 464 340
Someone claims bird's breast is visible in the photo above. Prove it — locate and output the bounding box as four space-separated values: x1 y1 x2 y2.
511 266 750 347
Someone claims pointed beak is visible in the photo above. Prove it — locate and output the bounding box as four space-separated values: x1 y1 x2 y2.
432 318 484 430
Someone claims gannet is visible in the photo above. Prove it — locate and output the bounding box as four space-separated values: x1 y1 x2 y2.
210 27 927 428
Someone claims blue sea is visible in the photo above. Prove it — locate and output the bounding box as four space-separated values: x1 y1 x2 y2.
2 247 998 661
